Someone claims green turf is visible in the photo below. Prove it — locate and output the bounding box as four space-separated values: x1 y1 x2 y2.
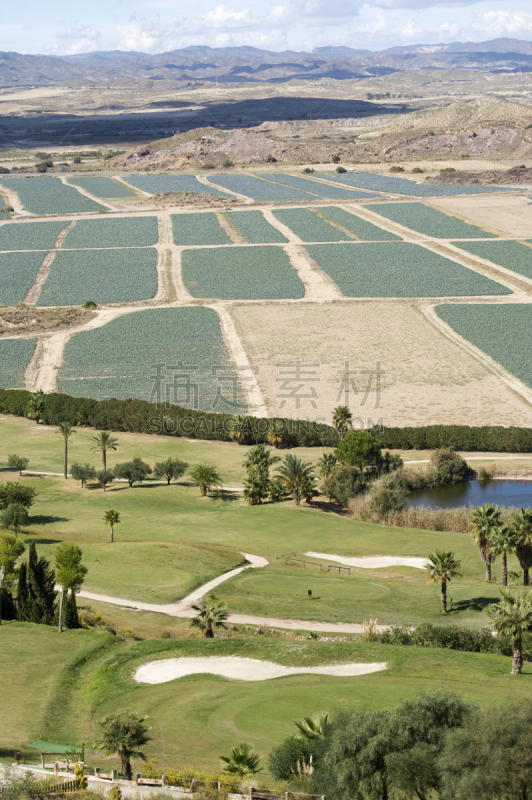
3 625 531 771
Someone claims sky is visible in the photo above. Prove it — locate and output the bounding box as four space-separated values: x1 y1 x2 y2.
2 0 532 57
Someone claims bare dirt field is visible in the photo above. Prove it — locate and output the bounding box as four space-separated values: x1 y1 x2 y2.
229 301 532 427
429 195 532 238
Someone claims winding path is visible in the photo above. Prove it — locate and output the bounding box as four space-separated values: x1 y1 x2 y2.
76 551 389 634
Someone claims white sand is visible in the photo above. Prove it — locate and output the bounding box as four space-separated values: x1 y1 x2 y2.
304 551 428 570
133 656 386 685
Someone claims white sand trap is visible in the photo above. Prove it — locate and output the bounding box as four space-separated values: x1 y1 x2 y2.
133 656 386 685
304 552 428 570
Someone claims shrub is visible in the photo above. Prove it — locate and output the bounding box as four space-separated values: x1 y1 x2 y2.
0 166 9 174
412 167 424 173
302 167 315 173
389 165 404 172
322 465 366 506
222 159 234 168
83 300 97 309
107 785 122 800
331 155 341 163
7 454 29 475
268 736 314 780
369 487 406 518
336 166 347 173
426 448 471 486
73 156 82 164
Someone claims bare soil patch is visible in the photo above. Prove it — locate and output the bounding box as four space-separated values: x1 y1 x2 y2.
137 191 245 209
429 195 532 238
0 305 95 337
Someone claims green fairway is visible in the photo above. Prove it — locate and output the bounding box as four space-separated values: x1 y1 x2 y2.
3 624 532 773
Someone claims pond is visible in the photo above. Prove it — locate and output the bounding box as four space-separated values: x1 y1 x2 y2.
408 480 532 510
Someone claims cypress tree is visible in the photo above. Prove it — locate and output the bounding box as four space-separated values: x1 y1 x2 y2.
19 543 56 624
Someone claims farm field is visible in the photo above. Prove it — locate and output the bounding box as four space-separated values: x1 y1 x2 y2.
58 306 243 408
0 176 107 214
436 303 532 389
0 338 36 388
67 176 138 198
206 174 315 201
62 217 159 249
430 195 532 237
272 208 351 241
317 206 401 241
265 173 378 200
171 212 231 245
0 220 68 250
365 202 497 238
36 247 158 306
321 172 514 196
227 210 288 243
452 240 532 280
123 174 234 197
0 251 46 305
306 242 509 297
229 302 532 426
181 245 305 299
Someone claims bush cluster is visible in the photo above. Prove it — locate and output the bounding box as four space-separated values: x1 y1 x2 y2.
374 423 532 452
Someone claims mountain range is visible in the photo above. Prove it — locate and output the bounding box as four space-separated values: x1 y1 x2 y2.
2 38 532 87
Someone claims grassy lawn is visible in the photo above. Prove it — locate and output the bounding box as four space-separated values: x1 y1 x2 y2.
2 623 531 772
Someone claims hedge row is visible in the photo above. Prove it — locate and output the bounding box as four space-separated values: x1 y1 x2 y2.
372 424 532 453
0 389 339 448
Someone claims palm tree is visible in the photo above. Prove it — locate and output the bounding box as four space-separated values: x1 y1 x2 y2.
91 431 119 470
26 390 45 423
242 444 280 471
189 593 228 638
425 550 461 613
188 464 222 496
99 713 151 781
228 415 250 445
471 503 501 582
220 743 262 780
332 406 352 439
491 524 518 586
56 421 76 479
294 712 329 740
276 454 316 506
243 470 268 505
487 589 532 674
317 452 337 479
104 509 120 543
512 509 532 586
265 421 283 449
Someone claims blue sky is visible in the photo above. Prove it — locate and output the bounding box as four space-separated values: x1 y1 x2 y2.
2 0 532 56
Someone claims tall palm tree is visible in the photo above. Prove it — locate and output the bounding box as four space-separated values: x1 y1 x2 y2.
103 509 120 543
487 589 532 674
276 454 316 506
491 524 518 586
332 406 352 439
294 712 329 740
512 509 532 586
188 464 222 496
425 550 461 613
471 503 501 582
189 593 228 638
56 421 76 479
265 422 283 449
90 431 119 470
220 743 262 780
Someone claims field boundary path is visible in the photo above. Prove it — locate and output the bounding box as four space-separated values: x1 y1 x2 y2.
75 550 388 633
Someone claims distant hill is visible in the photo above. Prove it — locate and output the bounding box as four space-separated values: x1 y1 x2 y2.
2 39 532 87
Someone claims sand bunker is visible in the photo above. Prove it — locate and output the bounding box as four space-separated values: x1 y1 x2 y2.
304 552 428 570
133 656 386 685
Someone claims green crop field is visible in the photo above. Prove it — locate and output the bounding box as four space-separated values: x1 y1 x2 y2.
321 172 512 196
436 303 532 389
0 177 107 214
272 208 351 242
171 212 231 245
63 217 159 249
306 242 510 297
67 177 138 198
181 245 305 299
0 251 46 305
266 174 378 200
0 338 36 388
0 221 68 250
228 210 288 243
36 248 158 306
123 174 233 197
452 240 532 280
318 207 401 241
208 175 313 202
58 306 243 408
366 202 497 239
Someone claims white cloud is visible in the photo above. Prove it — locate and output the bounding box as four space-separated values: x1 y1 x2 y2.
469 10 532 35
56 23 101 54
